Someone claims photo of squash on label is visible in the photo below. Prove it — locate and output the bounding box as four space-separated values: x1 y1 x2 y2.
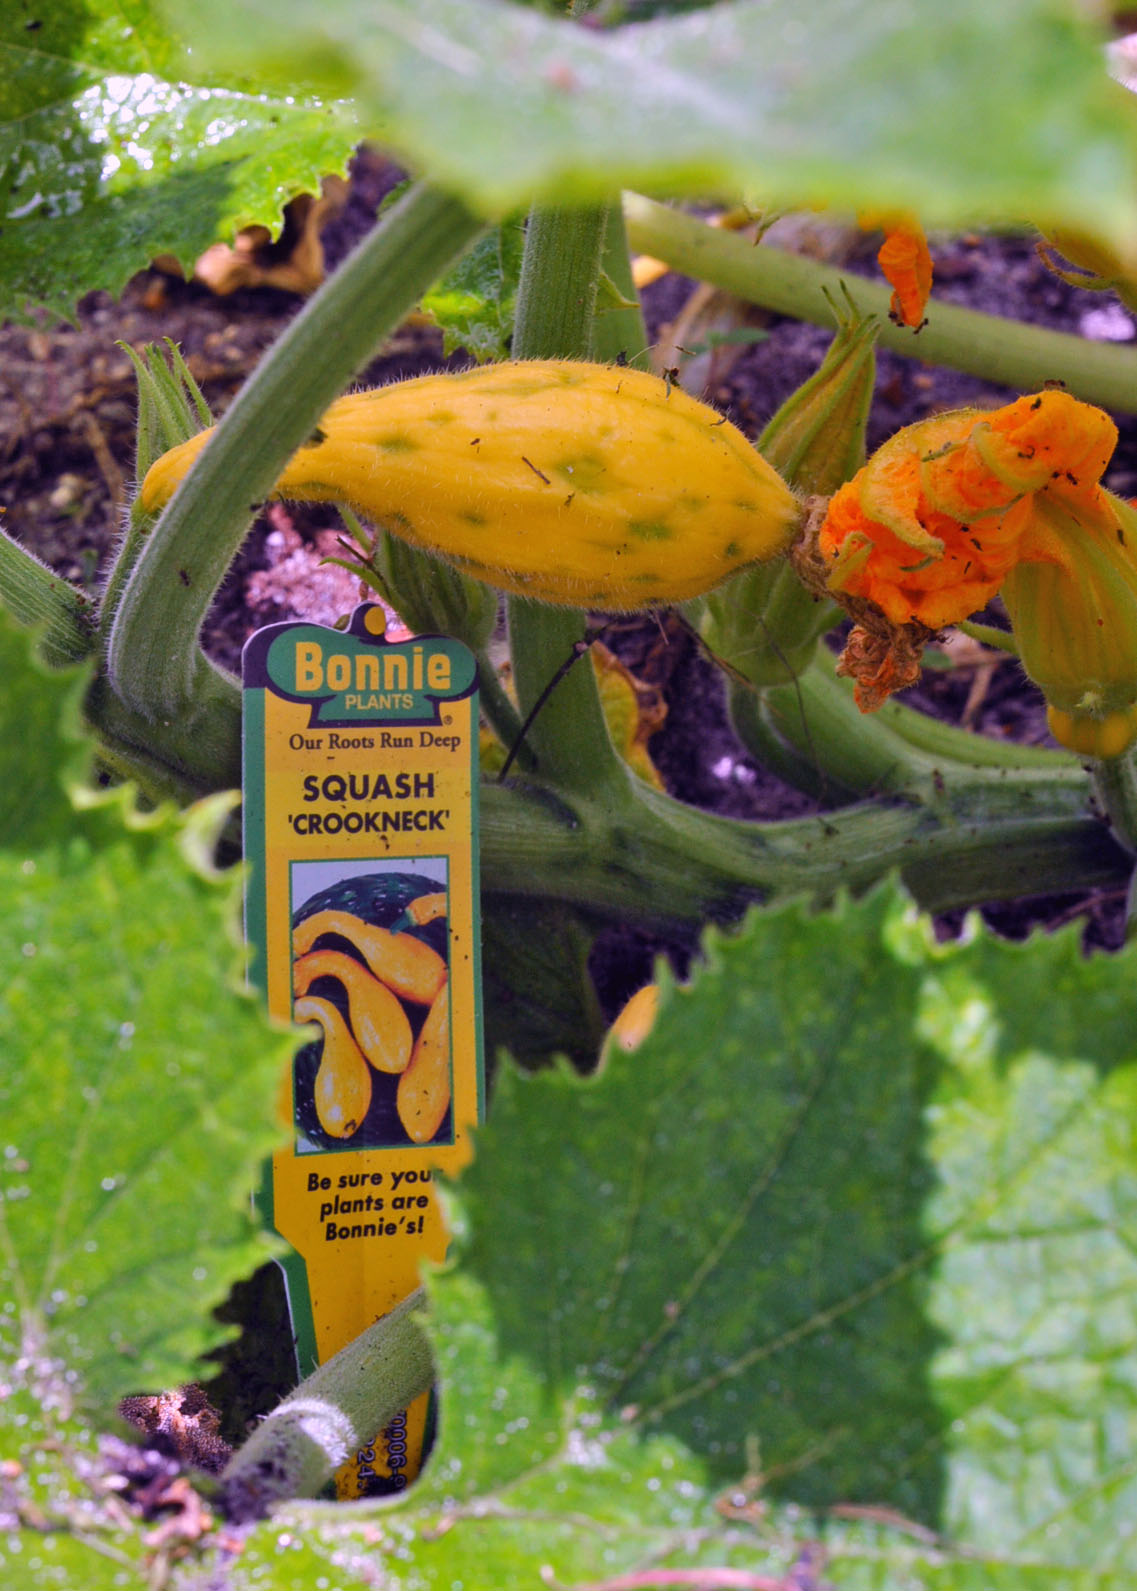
289 864 453 1153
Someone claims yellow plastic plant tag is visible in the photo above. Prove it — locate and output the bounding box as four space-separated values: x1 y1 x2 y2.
242 604 483 1498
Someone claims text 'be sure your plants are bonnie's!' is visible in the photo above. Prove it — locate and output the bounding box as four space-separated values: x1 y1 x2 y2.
242 603 484 1498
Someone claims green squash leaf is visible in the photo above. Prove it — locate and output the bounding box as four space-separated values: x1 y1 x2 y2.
0 0 358 321
0 614 293 1426
0 1396 154 1589
162 0 1137 238
428 888 946 1516
220 884 1137 1590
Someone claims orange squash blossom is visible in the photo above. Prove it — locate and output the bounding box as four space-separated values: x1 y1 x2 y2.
859 214 933 330
804 390 1124 715
876 221 933 330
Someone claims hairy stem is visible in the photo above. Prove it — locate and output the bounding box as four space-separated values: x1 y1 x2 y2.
1092 747 1137 859
593 202 651 369
220 1290 433 1523
0 529 96 667
623 195 1137 413
83 668 241 802
107 184 485 723
479 773 1128 928
730 646 1075 804
476 648 534 773
506 204 627 795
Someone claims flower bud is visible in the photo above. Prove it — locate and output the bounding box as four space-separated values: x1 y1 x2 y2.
125 341 213 524
700 305 878 686
756 305 879 499
1001 490 1137 758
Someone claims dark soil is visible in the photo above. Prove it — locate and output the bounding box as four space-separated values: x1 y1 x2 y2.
2 147 1133 963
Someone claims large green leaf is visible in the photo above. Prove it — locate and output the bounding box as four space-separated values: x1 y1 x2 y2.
163 0 1137 236
0 616 292 1424
217 885 1137 1590
425 890 944 1516
11 0 1137 321
917 941 1137 1560
0 1402 154 1589
0 0 358 320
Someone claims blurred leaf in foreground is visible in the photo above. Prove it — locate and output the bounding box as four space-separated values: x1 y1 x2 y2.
0 611 292 1580
165 0 1137 239
227 884 1137 1590
0 0 358 320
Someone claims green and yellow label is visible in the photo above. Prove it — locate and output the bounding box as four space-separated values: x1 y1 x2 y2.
242 605 483 1497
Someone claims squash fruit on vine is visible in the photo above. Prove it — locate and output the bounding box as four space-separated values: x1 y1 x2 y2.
140 360 802 609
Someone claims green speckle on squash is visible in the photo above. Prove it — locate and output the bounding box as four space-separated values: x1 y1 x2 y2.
553 455 608 491
627 518 673 541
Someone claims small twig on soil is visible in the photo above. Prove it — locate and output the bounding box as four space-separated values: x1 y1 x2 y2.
80 409 126 513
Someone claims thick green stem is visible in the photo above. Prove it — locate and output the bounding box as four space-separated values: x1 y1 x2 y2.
623 195 1137 413
107 184 485 723
479 772 1127 929
220 1289 433 1523
0 529 96 666
872 680 1068 769
506 204 627 795
732 647 1076 804
97 516 148 647
513 205 607 359
84 667 241 802
475 647 534 772
1092 747 1137 857
593 202 651 369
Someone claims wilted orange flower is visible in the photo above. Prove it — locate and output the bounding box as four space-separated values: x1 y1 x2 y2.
818 390 1117 629
878 223 932 329
806 390 1121 712
860 214 933 329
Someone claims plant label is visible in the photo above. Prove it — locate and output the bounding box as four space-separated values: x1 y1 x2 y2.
242 603 483 1497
